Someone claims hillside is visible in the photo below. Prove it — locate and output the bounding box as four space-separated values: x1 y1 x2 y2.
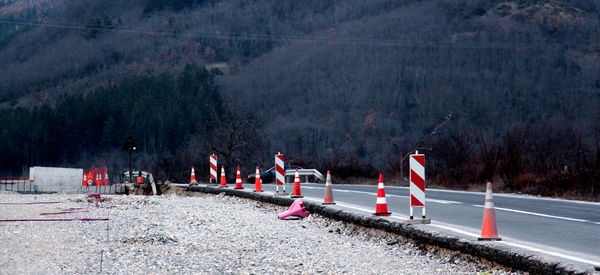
222 1 600 179
0 0 414 105
1 0 600 197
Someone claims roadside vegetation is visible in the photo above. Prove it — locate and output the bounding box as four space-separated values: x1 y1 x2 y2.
0 0 599 199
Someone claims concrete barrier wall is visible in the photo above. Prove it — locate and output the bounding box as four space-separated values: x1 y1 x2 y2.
29 166 83 193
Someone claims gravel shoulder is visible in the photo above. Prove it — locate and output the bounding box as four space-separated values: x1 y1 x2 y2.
0 192 517 274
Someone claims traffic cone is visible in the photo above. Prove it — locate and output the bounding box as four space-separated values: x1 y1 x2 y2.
278 199 309 219
104 171 109 186
219 166 227 188
234 166 244 190
190 166 198 185
253 166 263 192
373 173 391 216
322 170 335 205
291 168 303 198
479 182 501 241
82 173 88 187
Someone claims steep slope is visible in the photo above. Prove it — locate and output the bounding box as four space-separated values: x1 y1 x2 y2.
0 0 416 106
221 0 600 185
0 0 599 196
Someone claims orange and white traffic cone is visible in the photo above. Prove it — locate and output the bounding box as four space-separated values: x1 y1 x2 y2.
322 170 335 205
291 168 303 198
373 173 391 216
478 182 501 241
219 166 228 188
234 166 244 190
190 166 198 185
253 167 263 192
104 171 109 186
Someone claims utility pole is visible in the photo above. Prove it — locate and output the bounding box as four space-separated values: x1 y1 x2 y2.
123 137 136 184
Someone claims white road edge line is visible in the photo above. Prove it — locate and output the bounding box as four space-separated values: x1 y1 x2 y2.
428 224 600 266
471 204 590 223
427 198 462 204
504 242 600 266
387 194 460 204
225 191 600 267
382 185 600 206
302 187 373 196
302 197 409 220
304 185 460 204
301 196 600 267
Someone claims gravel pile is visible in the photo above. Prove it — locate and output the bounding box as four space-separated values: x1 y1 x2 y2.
0 192 517 274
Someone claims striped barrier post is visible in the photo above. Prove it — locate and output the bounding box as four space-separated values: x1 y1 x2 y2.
406 150 431 224
275 152 286 195
210 154 217 184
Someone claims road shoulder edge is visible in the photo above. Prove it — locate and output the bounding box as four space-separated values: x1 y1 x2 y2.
185 185 589 274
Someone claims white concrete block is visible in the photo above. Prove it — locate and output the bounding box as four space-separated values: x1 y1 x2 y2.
29 166 83 193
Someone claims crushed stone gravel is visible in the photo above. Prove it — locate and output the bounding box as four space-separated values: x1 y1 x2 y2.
0 192 519 274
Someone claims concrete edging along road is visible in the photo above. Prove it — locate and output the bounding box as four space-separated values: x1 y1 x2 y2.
184 185 586 274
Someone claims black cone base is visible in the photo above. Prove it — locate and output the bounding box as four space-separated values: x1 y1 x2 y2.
478 237 502 241
373 212 392 216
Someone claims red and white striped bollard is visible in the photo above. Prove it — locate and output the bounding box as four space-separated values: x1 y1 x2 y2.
406 150 430 224
274 152 286 195
210 154 217 184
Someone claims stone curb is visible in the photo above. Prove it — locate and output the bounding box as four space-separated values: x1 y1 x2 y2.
186 185 588 275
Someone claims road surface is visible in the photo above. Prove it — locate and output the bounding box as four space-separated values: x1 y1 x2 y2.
252 182 600 271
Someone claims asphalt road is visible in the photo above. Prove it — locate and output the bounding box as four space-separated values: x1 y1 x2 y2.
250 182 600 270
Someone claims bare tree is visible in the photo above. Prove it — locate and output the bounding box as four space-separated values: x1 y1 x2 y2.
202 101 260 179
399 111 453 180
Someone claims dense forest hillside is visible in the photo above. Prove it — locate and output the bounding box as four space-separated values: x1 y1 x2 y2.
1 0 600 198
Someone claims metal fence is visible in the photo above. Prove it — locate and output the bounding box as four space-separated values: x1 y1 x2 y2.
0 177 35 192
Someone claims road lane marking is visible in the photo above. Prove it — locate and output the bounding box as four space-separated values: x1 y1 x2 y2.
269 194 600 267
385 186 600 206
386 194 460 204
387 194 408 198
427 223 481 238
427 198 461 204
429 223 600 266
303 187 461 203
472 204 590 223
238 188 600 267
306 197 600 267
303 197 409 219
352 191 376 195
302 186 374 195
503 242 600 267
